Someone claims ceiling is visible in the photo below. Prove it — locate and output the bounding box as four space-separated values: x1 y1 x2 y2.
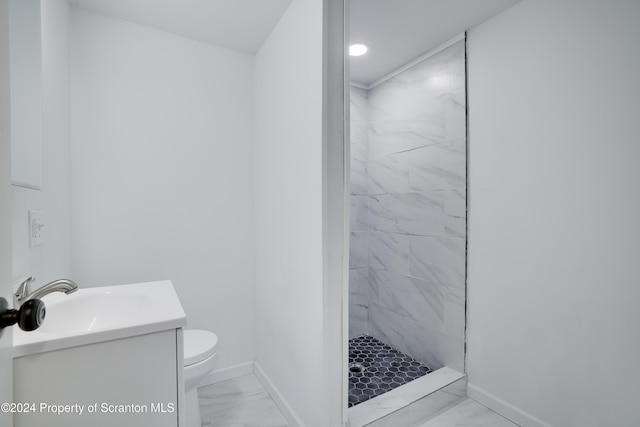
350 0 520 85
70 0 293 54
70 0 519 82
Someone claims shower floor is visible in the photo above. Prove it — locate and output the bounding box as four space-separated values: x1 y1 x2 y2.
348 335 433 407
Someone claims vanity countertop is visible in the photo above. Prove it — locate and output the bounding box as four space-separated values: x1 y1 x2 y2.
13 280 186 358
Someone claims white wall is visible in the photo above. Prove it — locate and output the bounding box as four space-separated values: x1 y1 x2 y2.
70 8 256 370
254 0 328 425
12 0 71 288
467 1 640 426
0 1 15 424
6 2 71 419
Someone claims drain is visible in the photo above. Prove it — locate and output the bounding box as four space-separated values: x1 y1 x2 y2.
349 363 365 374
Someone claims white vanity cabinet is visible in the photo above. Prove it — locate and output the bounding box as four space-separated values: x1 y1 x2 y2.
14 329 184 427
12 281 187 427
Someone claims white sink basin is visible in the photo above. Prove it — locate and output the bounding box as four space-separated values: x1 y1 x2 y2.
13 280 186 357
37 290 153 335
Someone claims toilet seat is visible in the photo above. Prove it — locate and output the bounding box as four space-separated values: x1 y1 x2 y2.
184 329 218 366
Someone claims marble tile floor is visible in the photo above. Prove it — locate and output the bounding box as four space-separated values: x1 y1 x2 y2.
198 374 518 427
415 398 519 427
198 374 288 427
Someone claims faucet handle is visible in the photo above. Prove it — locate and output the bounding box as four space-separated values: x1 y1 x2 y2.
15 277 36 306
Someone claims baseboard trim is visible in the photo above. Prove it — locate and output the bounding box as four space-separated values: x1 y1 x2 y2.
197 361 254 388
467 383 552 427
254 361 305 427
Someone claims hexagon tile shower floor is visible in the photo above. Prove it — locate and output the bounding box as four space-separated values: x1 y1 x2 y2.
348 335 433 407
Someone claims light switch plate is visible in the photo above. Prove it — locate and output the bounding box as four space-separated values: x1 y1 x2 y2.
29 209 44 247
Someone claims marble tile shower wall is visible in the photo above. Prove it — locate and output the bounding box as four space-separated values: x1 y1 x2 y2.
348 40 466 372
349 85 370 339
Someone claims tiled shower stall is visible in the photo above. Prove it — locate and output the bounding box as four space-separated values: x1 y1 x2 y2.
349 39 467 387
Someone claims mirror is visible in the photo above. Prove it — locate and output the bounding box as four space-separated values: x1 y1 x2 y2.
9 0 43 190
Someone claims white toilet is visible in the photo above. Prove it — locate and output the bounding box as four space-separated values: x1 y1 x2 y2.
183 329 218 427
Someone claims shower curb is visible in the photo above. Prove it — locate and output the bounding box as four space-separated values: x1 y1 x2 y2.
348 367 466 427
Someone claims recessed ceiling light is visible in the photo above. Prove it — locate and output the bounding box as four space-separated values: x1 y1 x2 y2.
349 43 368 57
